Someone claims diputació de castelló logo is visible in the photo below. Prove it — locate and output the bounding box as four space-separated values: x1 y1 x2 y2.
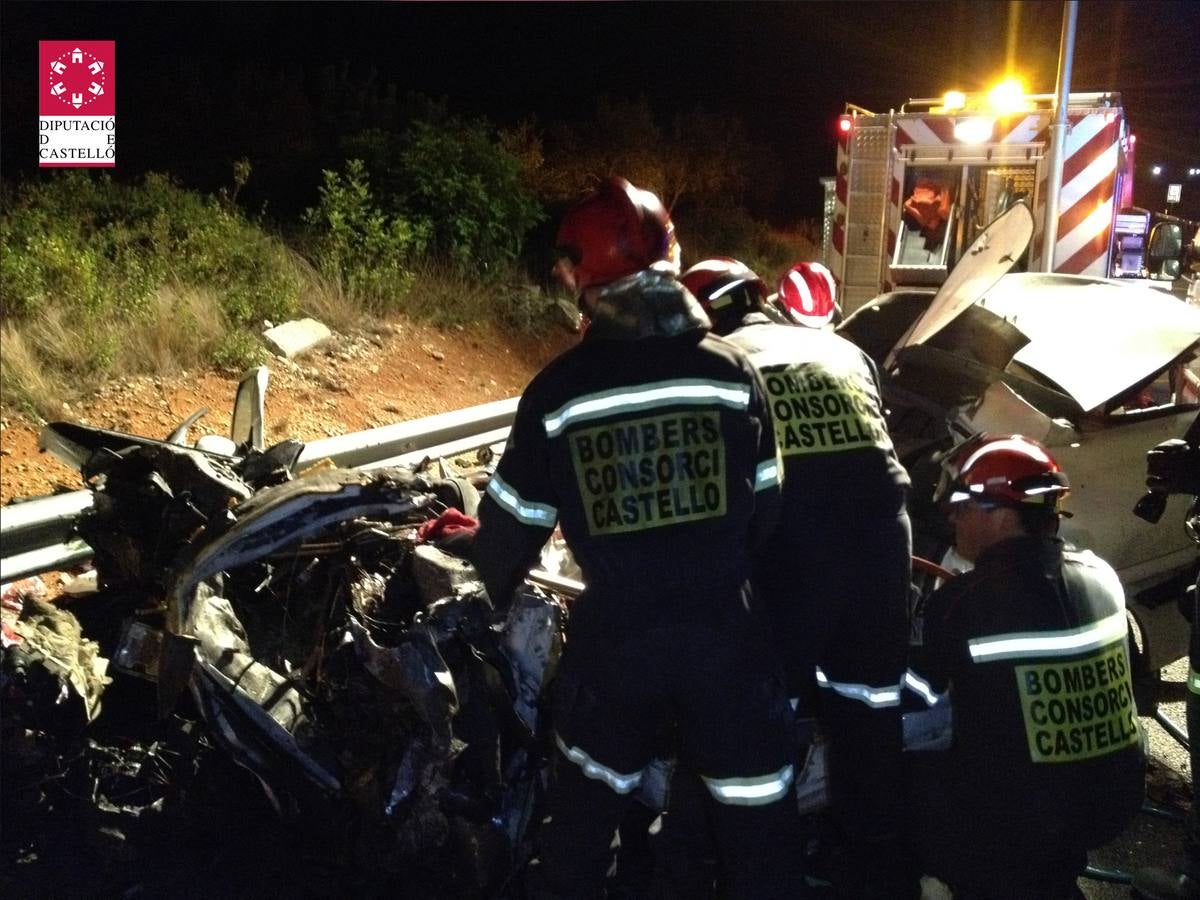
39 41 116 167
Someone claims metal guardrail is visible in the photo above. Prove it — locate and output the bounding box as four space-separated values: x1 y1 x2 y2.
0 490 95 559
0 397 520 582
1 540 94 583
298 396 518 470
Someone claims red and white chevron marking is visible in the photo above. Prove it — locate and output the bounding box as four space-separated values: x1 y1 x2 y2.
893 113 1049 148
1029 112 1121 276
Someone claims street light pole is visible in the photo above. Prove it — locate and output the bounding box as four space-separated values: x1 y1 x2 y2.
1041 0 1078 272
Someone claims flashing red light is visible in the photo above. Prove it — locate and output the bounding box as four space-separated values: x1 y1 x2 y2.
1129 134 1137 144
838 116 852 133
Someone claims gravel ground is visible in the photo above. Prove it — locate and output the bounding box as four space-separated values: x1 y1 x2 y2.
1083 655 1194 899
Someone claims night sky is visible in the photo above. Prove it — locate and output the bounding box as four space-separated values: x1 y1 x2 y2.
2 1 1198 219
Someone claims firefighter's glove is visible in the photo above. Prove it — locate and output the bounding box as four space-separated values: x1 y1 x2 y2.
416 508 480 558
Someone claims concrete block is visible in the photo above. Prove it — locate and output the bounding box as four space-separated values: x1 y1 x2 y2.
262 318 332 360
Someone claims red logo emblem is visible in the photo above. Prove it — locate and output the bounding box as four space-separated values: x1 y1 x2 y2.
38 41 116 167
39 41 115 116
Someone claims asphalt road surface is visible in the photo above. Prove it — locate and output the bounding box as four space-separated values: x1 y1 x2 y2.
1082 656 1193 899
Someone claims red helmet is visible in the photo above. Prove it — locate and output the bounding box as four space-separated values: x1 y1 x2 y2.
679 258 767 332
777 262 840 328
554 176 680 296
935 433 1070 511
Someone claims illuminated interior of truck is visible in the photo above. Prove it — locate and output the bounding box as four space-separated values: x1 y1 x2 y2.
895 163 1036 278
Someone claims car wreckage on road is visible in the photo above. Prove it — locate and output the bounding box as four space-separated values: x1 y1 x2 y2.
3 395 573 896
838 202 1200 673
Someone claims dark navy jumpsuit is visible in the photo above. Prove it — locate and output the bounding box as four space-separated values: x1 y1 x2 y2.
472 271 806 899
910 536 1145 898
723 312 914 894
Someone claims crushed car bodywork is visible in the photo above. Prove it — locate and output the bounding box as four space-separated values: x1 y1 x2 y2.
840 210 1200 671
4 400 568 897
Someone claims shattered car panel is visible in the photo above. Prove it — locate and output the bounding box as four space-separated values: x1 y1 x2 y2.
977 273 1200 413
6 408 570 896
165 464 567 884
839 209 1200 671
888 200 1034 366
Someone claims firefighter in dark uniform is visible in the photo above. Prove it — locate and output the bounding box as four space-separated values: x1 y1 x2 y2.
911 433 1146 900
680 258 914 898
471 179 806 899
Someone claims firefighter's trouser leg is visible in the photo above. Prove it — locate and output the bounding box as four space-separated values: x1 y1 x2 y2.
703 786 810 900
534 607 807 899
656 765 721 899
610 799 660 898
816 510 911 840
532 756 635 899
907 751 1086 899
676 621 810 900
777 508 914 897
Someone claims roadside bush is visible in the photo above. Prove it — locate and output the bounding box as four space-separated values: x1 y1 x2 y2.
398 118 544 273
341 114 543 276
0 171 300 417
0 171 301 327
301 159 427 315
301 153 552 330
212 328 268 372
114 285 228 374
396 259 557 333
0 324 67 419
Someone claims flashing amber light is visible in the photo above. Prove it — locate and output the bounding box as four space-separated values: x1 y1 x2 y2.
987 78 1028 115
954 117 995 143
838 116 852 133
942 90 966 111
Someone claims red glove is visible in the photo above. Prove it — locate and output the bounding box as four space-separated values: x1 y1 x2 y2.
417 508 480 551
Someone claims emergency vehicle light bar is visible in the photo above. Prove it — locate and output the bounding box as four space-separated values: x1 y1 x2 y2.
900 91 1121 113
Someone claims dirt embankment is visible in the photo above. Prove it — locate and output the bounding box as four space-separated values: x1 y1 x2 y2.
0 318 577 505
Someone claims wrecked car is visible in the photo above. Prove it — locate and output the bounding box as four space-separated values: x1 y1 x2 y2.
839 202 1200 672
3 398 570 897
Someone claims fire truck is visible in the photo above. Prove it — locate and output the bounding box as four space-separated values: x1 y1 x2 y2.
825 85 1140 315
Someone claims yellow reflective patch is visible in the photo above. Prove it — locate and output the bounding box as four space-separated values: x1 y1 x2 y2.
569 411 727 536
1014 642 1139 763
762 364 892 456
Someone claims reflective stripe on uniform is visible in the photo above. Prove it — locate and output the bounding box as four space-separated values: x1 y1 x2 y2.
486 472 558 527
815 666 902 708
903 669 944 707
554 732 643 794
701 763 794 806
542 379 751 437
755 457 781 491
1190 669 1200 696
967 609 1127 663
